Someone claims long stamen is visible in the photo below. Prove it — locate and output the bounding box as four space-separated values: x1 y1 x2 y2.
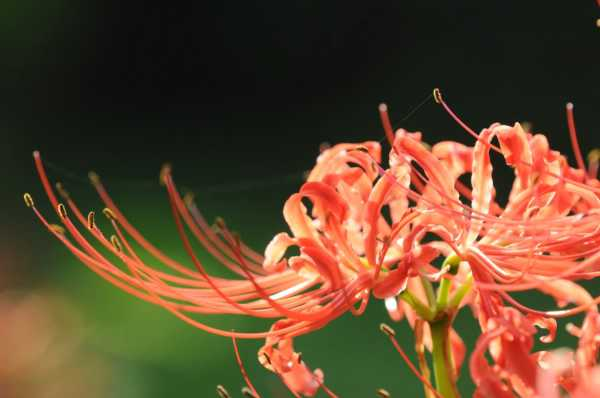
232 336 261 398
320 382 340 398
434 89 600 195
27 191 311 339
379 323 442 398
217 219 345 323
379 103 396 146
565 102 586 172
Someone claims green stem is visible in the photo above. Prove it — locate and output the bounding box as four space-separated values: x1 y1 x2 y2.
448 274 473 309
399 290 434 321
436 277 452 312
430 318 460 398
420 276 436 308
436 254 461 312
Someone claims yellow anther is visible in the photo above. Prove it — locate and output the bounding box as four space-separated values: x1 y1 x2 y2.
87 211 96 230
23 193 34 208
102 208 117 221
57 203 68 218
433 88 443 104
216 385 231 398
379 323 396 337
159 163 172 186
88 171 100 185
49 224 66 235
587 149 600 164
376 388 391 398
110 235 122 252
241 387 258 398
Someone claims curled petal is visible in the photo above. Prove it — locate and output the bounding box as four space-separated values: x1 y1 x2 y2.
300 182 348 222
284 193 317 240
264 233 294 273
432 141 473 178
363 165 410 266
307 141 381 183
394 130 460 208
497 122 533 190
373 267 409 299
526 314 557 343
259 321 324 397
537 279 596 310
298 240 344 290
470 327 513 398
468 126 496 244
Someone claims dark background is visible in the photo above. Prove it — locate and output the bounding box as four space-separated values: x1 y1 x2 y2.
2 1 599 397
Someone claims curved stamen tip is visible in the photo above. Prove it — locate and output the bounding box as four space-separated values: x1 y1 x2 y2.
159 163 172 185
87 211 96 230
216 385 231 398
110 235 122 252
378 103 388 112
55 182 70 199
103 207 117 222
379 323 396 337
23 193 35 208
57 203 68 219
88 171 101 185
32 150 40 159
241 387 258 398
433 88 443 104
376 388 391 398
566 102 574 110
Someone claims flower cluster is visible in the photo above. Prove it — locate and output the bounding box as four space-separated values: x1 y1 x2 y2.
27 90 600 397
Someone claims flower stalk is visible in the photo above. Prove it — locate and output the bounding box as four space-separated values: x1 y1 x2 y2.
430 316 459 398
427 254 469 397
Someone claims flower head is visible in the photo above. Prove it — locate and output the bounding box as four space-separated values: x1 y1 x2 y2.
26 90 600 396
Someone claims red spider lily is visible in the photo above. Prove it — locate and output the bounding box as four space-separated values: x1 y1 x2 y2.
385 93 600 321
26 90 600 396
27 131 454 395
471 308 600 398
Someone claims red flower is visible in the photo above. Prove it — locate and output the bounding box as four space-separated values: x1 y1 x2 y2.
27 92 600 396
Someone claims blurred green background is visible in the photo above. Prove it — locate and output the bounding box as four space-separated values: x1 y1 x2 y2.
2 1 599 396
